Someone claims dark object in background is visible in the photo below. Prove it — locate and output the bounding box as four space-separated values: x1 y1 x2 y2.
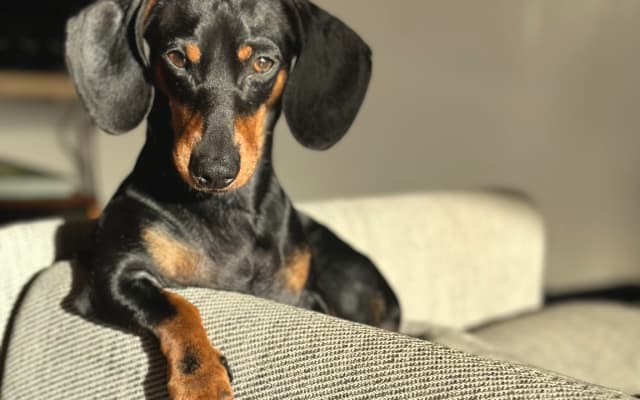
0 159 97 226
546 285 640 306
0 2 97 225
0 1 91 71
0 195 97 225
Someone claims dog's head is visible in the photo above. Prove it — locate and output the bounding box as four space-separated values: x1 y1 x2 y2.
65 0 371 192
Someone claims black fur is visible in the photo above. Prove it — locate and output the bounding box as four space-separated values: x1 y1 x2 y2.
179 347 201 375
283 0 372 150
65 0 153 134
65 0 399 396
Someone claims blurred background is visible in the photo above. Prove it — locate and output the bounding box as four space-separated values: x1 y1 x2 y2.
1 0 639 294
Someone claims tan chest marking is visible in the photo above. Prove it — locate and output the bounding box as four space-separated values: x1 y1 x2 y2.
142 227 202 282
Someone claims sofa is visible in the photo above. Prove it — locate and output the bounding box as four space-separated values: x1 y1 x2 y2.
0 191 638 399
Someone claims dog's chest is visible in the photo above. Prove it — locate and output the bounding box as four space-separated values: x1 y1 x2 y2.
144 221 309 306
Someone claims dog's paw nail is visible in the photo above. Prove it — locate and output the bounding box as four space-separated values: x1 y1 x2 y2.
219 355 233 383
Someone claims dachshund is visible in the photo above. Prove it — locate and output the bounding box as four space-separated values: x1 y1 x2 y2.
65 0 400 398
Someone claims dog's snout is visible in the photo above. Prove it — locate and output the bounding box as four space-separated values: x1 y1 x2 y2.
189 156 239 191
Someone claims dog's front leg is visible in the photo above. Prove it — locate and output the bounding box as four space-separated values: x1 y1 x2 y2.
94 265 234 400
154 291 233 400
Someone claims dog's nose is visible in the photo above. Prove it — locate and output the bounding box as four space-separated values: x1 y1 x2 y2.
189 157 239 190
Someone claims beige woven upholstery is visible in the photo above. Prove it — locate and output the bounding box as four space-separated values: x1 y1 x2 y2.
0 218 66 342
471 301 640 394
299 191 545 330
1 191 545 339
2 191 636 398
1 263 632 400
0 218 94 342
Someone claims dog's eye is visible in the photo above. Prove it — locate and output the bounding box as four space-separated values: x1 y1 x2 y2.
253 57 274 74
167 50 187 69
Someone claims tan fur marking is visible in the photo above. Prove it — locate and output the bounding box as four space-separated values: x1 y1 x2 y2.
142 227 200 282
170 102 204 186
283 247 311 294
370 291 386 327
229 106 267 190
237 45 254 63
266 69 288 107
142 0 158 27
155 292 233 399
227 69 288 191
185 43 202 64
152 64 204 187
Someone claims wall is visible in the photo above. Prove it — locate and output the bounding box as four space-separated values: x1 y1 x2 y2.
2 0 640 292
275 0 640 292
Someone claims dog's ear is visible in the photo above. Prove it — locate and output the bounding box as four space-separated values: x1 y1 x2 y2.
65 0 154 134
283 1 372 150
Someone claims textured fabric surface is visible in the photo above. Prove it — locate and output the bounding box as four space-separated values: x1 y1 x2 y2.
299 191 545 330
2 263 633 400
462 301 640 394
0 218 66 342
0 218 94 345
0 191 545 338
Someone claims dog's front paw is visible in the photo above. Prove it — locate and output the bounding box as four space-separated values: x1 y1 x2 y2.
167 347 234 400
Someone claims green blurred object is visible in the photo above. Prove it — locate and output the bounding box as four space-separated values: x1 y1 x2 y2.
0 159 75 201
0 159 95 225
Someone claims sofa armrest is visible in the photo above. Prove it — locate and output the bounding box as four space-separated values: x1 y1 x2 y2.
1 263 631 400
0 218 93 342
0 218 66 342
299 191 546 330
0 190 545 339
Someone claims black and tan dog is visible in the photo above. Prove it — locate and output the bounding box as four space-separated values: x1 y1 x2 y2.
65 0 400 398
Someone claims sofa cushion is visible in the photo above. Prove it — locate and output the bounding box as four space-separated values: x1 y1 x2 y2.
0 191 545 340
1 262 632 399
300 191 545 330
458 301 640 394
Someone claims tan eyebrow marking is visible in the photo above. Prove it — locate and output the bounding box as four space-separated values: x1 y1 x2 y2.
185 43 202 64
237 45 254 63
